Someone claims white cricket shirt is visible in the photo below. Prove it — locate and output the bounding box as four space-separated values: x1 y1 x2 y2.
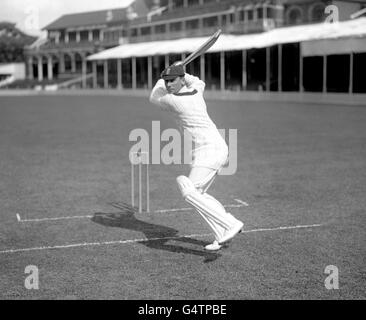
149 73 227 152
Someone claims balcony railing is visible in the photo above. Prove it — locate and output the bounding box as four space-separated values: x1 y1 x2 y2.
27 38 121 52
29 18 285 52
130 1 234 26
128 28 217 43
224 18 284 34
128 19 284 44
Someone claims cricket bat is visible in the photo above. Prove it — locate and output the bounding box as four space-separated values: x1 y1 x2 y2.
181 29 222 66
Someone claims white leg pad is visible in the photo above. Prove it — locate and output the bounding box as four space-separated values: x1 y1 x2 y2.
195 207 225 241
176 175 238 231
193 170 218 194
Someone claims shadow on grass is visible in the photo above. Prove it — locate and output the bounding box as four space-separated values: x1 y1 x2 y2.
91 202 220 263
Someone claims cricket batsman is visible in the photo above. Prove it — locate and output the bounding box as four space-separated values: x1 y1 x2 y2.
149 63 244 251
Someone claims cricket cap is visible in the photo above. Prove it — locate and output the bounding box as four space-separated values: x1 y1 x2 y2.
161 65 185 80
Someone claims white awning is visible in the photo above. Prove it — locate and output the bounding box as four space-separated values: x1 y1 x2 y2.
87 17 366 61
301 38 366 56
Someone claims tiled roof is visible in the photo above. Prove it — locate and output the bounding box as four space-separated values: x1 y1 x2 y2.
42 8 129 30
42 0 156 31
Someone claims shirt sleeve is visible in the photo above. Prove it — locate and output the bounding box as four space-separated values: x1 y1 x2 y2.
149 79 171 110
184 73 205 93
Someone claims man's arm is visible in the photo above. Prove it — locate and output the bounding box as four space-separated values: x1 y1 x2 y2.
184 73 205 93
149 79 170 109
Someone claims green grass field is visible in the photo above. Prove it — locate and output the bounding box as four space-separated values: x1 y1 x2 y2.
0 94 365 300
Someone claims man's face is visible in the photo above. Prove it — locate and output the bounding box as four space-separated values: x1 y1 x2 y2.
164 76 185 94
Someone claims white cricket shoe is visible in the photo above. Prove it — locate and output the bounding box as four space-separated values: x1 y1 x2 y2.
218 221 244 245
204 240 222 251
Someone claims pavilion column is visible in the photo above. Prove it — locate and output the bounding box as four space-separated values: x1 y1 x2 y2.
59 54 65 73
349 53 353 94
278 44 282 92
218 15 222 28
266 47 270 91
220 51 225 91
47 56 53 80
242 50 247 90
299 45 303 92
37 57 43 81
148 56 152 89
263 4 268 19
104 60 109 89
132 57 136 90
117 59 122 89
200 54 205 82
71 54 76 73
165 54 169 68
198 18 203 30
92 60 97 88
323 55 327 93
28 57 34 80
82 58 87 88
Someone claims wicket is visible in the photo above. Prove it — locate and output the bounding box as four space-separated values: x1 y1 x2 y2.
131 151 150 213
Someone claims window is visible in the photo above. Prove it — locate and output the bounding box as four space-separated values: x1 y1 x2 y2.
267 7 275 19
186 19 199 30
247 10 253 20
130 28 138 37
68 31 76 42
221 15 227 26
170 22 182 32
188 0 199 6
92 29 100 41
155 24 166 34
103 31 111 41
286 6 303 25
309 4 325 22
141 26 151 35
203 16 218 28
257 7 263 19
173 0 184 8
80 30 89 41
59 31 65 42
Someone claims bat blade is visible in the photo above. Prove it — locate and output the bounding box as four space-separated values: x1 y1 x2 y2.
182 29 222 66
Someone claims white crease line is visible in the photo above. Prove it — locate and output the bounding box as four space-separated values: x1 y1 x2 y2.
154 207 192 213
234 199 249 206
16 199 249 222
154 202 245 213
0 233 211 254
0 223 323 255
241 223 323 233
17 214 94 222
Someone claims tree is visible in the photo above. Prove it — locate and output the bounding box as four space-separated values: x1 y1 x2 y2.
0 22 36 63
